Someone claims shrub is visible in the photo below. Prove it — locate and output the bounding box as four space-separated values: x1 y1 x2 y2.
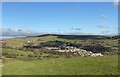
21 54 23 56
5 54 17 58
34 55 37 57
28 54 33 57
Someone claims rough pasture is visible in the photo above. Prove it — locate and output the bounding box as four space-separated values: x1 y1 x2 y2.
2 55 118 75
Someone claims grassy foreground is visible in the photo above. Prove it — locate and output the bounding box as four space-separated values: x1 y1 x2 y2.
2 55 118 75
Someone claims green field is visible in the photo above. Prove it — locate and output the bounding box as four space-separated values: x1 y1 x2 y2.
1 35 119 75
2 55 118 75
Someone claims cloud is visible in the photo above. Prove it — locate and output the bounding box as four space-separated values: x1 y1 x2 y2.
71 28 81 31
0 28 44 36
99 31 110 35
75 28 81 31
71 28 74 30
100 15 107 19
113 0 120 7
67 32 94 35
97 25 109 29
17 29 22 32
99 31 118 36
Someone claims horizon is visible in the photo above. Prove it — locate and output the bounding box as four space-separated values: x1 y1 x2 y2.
1 33 118 39
1 2 118 36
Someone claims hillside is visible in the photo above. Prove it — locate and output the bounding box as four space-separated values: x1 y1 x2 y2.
1 34 119 75
35 34 112 40
2 34 118 53
2 55 118 75
2 34 116 47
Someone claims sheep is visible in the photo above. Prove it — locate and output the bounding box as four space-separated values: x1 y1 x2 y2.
91 53 103 57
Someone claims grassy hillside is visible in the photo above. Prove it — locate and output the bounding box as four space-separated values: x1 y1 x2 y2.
2 48 60 61
2 55 118 75
4 35 59 48
1 34 119 75
2 34 118 56
3 34 118 48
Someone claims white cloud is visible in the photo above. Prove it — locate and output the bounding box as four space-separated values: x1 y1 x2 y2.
113 0 120 7
1 28 44 36
71 28 81 31
67 32 94 35
98 31 118 36
100 15 107 19
99 31 110 35
75 28 81 31
97 25 109 29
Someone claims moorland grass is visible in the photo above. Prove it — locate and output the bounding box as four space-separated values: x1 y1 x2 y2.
2 55 118 75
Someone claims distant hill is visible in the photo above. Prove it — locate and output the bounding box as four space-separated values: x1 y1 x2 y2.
2 34 119 49
34 34 112 40
111 35 120 39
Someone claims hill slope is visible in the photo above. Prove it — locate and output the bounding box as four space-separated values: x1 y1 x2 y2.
2 34 118 50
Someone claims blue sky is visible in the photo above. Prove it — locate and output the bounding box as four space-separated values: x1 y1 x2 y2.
2 2 118 36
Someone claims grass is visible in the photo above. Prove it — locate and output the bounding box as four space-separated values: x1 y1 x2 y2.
4 36 59 48
2 48 54 61
2 48 33 56
2 55 118 75
2 35 119 75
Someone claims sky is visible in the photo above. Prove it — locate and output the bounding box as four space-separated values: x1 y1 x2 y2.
1 2 118 36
